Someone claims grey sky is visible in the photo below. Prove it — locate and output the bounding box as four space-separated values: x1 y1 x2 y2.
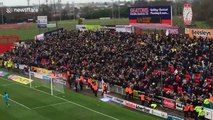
0 0 131 6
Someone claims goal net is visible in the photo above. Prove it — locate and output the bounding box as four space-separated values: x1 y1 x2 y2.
29 71 66 95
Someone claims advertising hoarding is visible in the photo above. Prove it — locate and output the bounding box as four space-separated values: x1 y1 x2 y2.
183 4 193 25
37 16 48 28
0 71 8 76
163 98 175 109
204 108 213 120
129 6 172 25
8 74 33 85
187 28 213 39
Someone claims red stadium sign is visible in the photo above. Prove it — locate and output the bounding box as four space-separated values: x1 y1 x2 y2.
123 101 136 109
163 98 175 109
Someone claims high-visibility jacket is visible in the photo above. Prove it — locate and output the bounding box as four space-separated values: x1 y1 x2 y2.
80 75 85 84
91 82 95 87
184 104 189 111
7 62 13 68
88 78 92 85
204 98 210 105
151 104 157 109
7 60 13 68
80 75 84 81
125 87 129 93
128 88 133 94
210 95 213 102
93 85 98 91
198 109 205 117
140 94 145 101
194 106 202 113
189 104 194 111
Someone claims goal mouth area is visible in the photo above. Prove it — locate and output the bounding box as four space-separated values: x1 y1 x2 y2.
29 71 67 96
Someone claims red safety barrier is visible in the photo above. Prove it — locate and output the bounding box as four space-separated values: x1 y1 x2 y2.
0 35 19 54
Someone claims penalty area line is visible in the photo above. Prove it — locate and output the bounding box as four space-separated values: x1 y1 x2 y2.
31 101 68 110
33 87 120 120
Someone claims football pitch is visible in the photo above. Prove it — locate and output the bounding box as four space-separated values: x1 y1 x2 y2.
0 18 128 40
0 18 209 41
0 75 163 120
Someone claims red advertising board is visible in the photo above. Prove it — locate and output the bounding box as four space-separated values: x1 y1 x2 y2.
55 72 68 80
163 98 175 109
123 101 136 109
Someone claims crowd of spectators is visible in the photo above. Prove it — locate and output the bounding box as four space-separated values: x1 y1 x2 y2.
2 30 213 105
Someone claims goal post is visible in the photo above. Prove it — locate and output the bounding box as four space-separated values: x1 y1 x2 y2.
50 77 67 96
29 69 32 88
28 70 66 96
51 77 53 96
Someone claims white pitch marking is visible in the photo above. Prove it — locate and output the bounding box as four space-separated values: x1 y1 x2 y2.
0 94 31 110
32 101 68 110
0 77 120 120
30 85 120 120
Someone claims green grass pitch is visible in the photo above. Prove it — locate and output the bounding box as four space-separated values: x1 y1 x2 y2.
0 18 209 41
0 75 163 120
0 19 128 40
